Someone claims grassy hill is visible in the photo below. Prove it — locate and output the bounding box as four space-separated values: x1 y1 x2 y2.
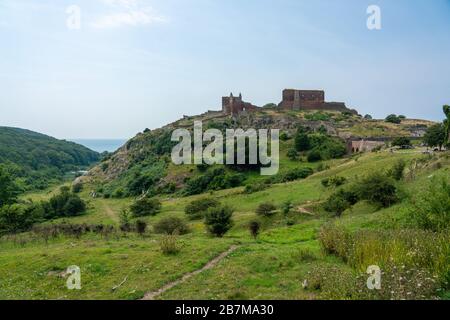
0 127 100 191
0 144 448 300
0 111 447 300
82 109 435 199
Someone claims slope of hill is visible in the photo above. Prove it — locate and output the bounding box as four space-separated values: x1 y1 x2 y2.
1 149 448 299
83 108 435 198
0 127 100 191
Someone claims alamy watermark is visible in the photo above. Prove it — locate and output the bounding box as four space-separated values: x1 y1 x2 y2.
171 121 279 176
367 265 381 290
367 5 382 30
66 5 81 30
66 265 81 290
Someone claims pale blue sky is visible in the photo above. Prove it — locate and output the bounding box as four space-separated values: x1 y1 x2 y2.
1 0 449 139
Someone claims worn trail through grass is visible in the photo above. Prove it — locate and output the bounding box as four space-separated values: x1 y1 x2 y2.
141 245 240 300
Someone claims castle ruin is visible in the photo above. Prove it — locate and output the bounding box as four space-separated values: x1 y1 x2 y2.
222 89 357 115
278 89 356 114
222 93 258 116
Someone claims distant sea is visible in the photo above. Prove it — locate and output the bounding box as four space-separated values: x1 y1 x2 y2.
70 139 127 153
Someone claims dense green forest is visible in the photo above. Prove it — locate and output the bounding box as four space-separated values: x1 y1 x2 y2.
0 127 99 191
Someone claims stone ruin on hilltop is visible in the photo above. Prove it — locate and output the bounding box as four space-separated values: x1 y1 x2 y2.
222 89 358 116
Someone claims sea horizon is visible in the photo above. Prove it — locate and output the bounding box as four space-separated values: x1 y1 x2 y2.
69 139 127 153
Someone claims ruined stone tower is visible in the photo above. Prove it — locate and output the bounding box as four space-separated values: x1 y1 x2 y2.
222 92 257 116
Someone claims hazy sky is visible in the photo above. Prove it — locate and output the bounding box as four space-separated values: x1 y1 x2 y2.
1 0 449 139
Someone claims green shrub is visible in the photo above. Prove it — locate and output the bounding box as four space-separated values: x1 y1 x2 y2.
322 176 347 188
244 182 268 194
248 220 261 239
72 183 83 193
318 223 353 259
281 200 293 216
130 197 161 217
423 123 446 150
0 204 41 234
112 188 125 198
307 150 322 162
287 148 299 160
392 137 411 147
323 192 352 217
185 197 220 220
316 163 330 172
47 187 86 218
295 132 310 152
154 217 189 235
204 205 234 237
135 220 147 236
355 172 398 208
159 234 180 255
280 168 314 182
280 132 290 141
408 177 450 232
308 134 346 160
304 112 330 121
387 159 406 181
385 114 401 124
256 202 277 217
185 168 245 195
0 165 20 206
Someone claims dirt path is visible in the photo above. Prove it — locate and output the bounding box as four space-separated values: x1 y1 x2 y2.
141 245 240 300
101 201 119 223
296 200 322 216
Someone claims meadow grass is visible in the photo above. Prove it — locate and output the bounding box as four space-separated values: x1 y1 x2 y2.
2 151 447 300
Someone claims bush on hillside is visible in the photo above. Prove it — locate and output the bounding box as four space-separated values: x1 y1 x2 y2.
295 132 310 152
256 202 277 217
287 148 299 160
391 137 411 148
154 217 189 235
281 168 314 182
308 135 346 160
387 159 406 181
130 197 161 217
244 182 268 194
248 220 261 240
280 132 290 141
385 114 402 124
423 123 446 150
46 186 86 218
307 150 322 162
0 204 41 234
355 172 398 208
321 176 347 188
323 192 352 217
408 177 450 232
0 165 20 206
185 168 244 195
304 112 330 121
135 220 147 236
204 205 234 237
185 197 220 220
159 234 180 255
72 183 83 193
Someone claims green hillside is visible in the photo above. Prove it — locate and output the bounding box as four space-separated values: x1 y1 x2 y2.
0 110 448 300
0 150 448 300
0 127 100 191
82 109 434 198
